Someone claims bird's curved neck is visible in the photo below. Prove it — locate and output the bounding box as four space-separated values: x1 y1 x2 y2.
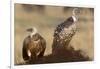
30 32 36 38
72 15 78 22
30 29 37 38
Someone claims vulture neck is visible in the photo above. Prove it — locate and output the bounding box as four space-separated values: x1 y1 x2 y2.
30 29 37 38
72 15 78 22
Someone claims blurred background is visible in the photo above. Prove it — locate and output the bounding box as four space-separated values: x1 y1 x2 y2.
14 3 94 65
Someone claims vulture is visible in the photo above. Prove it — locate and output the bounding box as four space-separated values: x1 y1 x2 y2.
22 27 46 63
52 8 80 54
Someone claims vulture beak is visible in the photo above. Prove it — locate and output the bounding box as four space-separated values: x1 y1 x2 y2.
26 28 33 32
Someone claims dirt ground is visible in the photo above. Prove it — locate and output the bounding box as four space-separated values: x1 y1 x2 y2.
14 4 94 65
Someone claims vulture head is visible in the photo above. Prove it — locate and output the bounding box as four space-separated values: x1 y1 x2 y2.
26 27 37 38
72 8 80 22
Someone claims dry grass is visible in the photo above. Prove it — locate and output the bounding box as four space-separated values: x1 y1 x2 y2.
14 4 94 65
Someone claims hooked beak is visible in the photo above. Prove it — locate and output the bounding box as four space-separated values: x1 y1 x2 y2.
26 28 33 32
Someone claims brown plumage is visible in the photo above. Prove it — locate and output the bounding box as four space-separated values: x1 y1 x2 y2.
52 8 80 54
52 16 77 54
22 28 46 63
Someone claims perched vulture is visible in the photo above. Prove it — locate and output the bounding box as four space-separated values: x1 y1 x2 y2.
52 8 80 54
22 27 46 63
